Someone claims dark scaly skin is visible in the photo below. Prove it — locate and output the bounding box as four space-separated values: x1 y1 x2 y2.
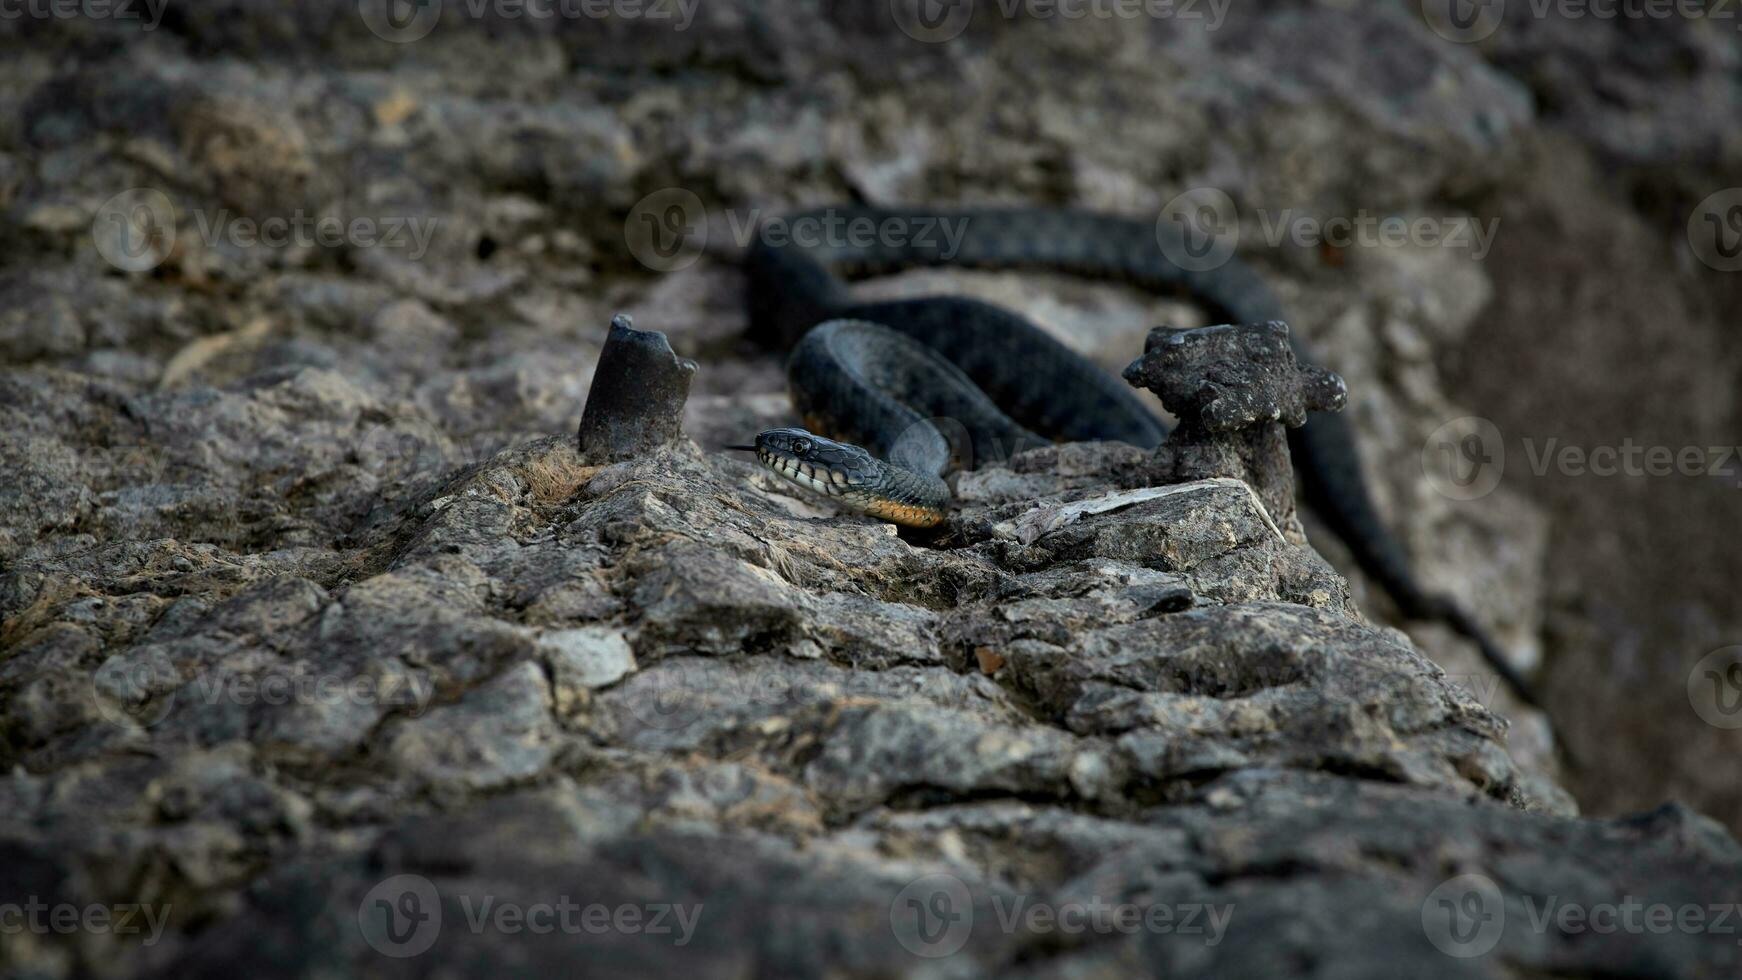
742 319 1046 526
742 204 1551 716
740 426 950 527
787 318 1044 499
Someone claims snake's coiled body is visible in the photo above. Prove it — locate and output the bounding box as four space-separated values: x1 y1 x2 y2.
744 205 1449 628
740 203 1557 723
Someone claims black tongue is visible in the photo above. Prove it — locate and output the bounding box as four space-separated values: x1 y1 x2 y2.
724 444 759 452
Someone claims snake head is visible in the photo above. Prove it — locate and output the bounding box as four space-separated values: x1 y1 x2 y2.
738 427 879 497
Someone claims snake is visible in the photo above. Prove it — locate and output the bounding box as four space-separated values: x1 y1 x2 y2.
730 204 1555 719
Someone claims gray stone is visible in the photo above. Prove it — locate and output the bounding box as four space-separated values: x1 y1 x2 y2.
0 5 1738 978
538 626 637 690
577 314 698 463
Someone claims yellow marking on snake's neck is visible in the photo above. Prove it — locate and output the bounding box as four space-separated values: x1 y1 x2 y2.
864 499 947 528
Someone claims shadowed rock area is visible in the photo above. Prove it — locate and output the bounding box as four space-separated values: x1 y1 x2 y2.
3 2 1742 976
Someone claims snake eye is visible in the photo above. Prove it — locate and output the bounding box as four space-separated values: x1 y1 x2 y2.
791 437 812 456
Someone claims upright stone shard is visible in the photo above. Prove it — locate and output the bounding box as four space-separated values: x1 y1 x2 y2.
577 313 698 462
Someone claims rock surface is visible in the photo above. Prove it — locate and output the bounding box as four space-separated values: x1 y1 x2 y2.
5 425 1740 975
3 2 1741 977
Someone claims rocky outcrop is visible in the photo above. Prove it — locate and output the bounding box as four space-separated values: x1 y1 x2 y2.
6 387 1740 973
4 2 1742 976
